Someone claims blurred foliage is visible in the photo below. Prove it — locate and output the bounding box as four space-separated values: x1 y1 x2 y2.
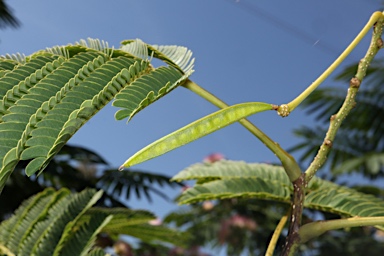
0 144 183 221
0 0 20 29
164 184 289 255
0 144 192 255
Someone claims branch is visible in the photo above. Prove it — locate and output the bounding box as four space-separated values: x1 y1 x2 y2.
280 174 306 256
305 11 384 183
299 216 384 243
0 244 14 256
281 11 384 255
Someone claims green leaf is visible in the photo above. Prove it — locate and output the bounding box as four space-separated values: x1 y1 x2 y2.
172 160 291 184
121 40 195 74
89 207 189 246
0 187 183 254
88 207 156 228
121 102 273 168
0 188 104 256
27 189 102 256
179 177 291 204
175 161 292 204
0 188 58 250
87 248 107 256
114 223 189 246
113 65 190 121
333 152 384 175
0 38 194 193
174 160 384 230
54 213 113 256
120 39 149 60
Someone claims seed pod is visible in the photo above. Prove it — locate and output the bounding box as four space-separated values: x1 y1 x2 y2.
120 102 273 169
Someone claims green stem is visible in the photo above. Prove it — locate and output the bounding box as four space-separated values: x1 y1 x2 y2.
266 210 289 256
0 244 14 256
299 216 384 243
277 11 383 117
305 11 384 183
182 79 301 181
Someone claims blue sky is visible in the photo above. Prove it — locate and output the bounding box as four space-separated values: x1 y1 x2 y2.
1 0 382 251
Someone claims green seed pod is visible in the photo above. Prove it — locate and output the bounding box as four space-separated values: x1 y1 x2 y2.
120 102 272 169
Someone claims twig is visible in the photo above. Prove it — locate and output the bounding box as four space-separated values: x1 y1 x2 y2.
305 12 384 183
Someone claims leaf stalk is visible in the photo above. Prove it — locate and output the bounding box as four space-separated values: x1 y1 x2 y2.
299 216 384 243
266 210 289 256
277 11 384 117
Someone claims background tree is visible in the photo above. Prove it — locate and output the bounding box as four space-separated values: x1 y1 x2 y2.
0 0 20 29
0 144 183 221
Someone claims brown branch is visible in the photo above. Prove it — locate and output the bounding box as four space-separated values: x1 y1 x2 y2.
280 173 306 256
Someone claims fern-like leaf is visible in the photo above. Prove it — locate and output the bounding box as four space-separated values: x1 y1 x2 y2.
87 248 107 256
88 207 156 227
0 188 104 256
27 189 102 256
113 65 189 121
121 39 195 74
54 213 113 256
0 188 57 249
109 223 189 246
0 188 180 255
174 160 384 230
0 38 194 193
89 207 188 246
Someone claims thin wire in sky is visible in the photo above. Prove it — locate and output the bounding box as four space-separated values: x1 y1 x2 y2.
226 0 341 56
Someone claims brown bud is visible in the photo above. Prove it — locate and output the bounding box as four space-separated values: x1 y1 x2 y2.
377 38 383 48
350 77 361 88
324 139 332 147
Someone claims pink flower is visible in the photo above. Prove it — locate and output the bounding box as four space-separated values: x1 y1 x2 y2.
148 218 162 226
229 214 257 231
202 201 214 211
203 153 225 163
